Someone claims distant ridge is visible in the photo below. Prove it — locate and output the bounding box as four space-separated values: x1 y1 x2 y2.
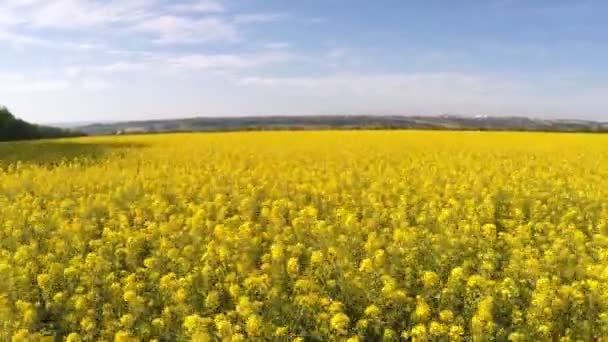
74 115 608 136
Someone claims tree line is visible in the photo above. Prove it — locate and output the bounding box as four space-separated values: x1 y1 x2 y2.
0 107 83 142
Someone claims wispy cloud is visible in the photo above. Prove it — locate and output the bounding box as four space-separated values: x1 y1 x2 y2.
325 47 350 59
50 50 292 86
0 61 141 93
168 0 226 13
0 72 71 93
64 62 147 78
0 0 287 44
0 0 289 48
0 7 20 26
131 15 238 44
80 78 113 91
237 72 496 92
1 0 152 30
235 72 542 116
0 28 103 50
167 51 293 70
264 42 291 50
0 29 50 46
233 13 286 24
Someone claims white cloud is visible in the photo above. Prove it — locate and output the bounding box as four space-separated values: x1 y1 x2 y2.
0 73 70 93
325 47 350 59
0 0 285 48
238 76 319 87
80 78 113 91
233 13 285 24
168 51 293 70
237 72 513 91
12 80 70 92
264 42 291 50
235 72 543 116
132 15 238 43
0 66 119 94
1 0 153 30
0 8 20 26
65 62 147 77
170 55 256 69
0 29 49 46
0 28 104 50
0 0 233 45
97 62 147 73
54 49 291 83
168 0 225 13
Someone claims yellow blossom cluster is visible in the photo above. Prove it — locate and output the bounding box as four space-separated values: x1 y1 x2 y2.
2 130 608 340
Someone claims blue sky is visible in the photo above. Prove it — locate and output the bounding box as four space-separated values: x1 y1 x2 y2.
1 0 607 123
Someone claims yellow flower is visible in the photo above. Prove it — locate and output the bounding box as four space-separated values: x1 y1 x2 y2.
384 328 397 340
120 314 136 329
151 318 164 330
471 296 495 339
508 332 526 341
271 244 284 261
359 258 374 272
205 291 220 311
1 130 607 340
356 319 369 332
429 321 447 336
231 333 246 342
65 333 82 342
329 301 344 313
184 314 204 334
422 271 439 289
114 331 138 342
215 318 232 338
439 310 454 323
414 297 431 323
364 304 381 318
236 296 254 318
175 288 187 302
411 324 428 341
123 290 137 303
80 316 95 332
275 327 289 336
246 314 262 337
448 325 464 341
330 312 350 335
36 273 51 289
374 249 386 267
310 250 324 265
287 257 300 275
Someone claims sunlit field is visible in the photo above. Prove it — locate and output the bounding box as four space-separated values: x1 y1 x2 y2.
2 131 608 341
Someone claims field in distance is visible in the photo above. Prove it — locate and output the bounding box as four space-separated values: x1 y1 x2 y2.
2 131 608 341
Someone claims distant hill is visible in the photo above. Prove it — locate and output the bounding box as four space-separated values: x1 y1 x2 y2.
75 115 608 136
0 107 84 142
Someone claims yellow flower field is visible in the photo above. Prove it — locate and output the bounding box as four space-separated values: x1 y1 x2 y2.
2 130 608 341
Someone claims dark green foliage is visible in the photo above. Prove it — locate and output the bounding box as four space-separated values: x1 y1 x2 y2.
0 107 83 142
0 140 146 169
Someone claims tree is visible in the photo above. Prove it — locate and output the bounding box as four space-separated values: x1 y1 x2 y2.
0 106 83 141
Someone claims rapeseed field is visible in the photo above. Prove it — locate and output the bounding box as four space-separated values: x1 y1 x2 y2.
2 131 608 341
